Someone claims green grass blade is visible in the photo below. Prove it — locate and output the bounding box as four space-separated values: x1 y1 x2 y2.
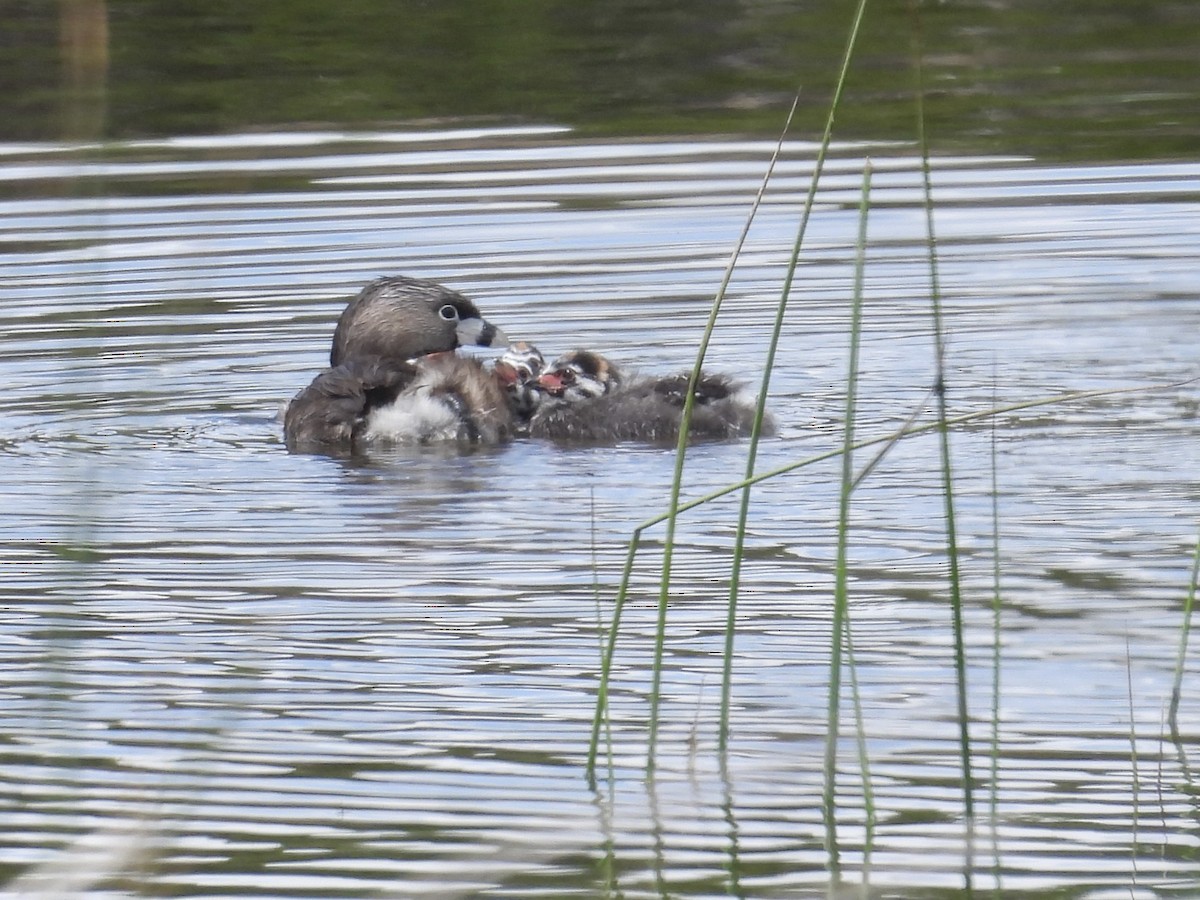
646 93 802 777
586 531 643 782
1125 636 1140 874
718 0 873 777
824 159 873 871
844 623 876 881
988 368 1004 894
1168 533 1200 737
909 0 975 883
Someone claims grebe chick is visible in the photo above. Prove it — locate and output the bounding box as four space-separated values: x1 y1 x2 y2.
529 350 772 445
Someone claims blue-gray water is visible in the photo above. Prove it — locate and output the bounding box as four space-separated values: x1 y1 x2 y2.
2 128 1198 897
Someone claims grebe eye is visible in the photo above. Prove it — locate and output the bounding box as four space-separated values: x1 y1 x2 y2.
438 304 459 321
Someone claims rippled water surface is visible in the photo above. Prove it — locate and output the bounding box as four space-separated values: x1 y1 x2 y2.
2 129 1199 897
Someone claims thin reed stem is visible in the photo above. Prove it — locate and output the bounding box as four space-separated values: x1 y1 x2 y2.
824 160 873 870
718 0 873 782
713 95 801 757
1168 533 1200 737
909 1 974 882
988 367 1003 894
586 534 642 783
843 623 876 881
589 485 616 782
1125 637 1141 878
646 93 802 775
